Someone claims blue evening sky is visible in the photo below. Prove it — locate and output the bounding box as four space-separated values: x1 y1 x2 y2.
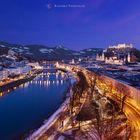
0 0 140 50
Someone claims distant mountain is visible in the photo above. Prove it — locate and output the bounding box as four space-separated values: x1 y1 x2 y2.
0 41 103 60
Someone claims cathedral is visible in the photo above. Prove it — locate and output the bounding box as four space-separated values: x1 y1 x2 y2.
96 52 132 65
96 44 136 65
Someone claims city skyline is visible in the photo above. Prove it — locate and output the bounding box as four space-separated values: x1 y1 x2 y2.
1 1 140 138
0 0 140 50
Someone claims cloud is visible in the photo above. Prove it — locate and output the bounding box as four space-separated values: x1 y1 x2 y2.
117 12 140 25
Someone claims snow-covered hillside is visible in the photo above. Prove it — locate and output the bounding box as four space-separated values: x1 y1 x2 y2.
0 41 103 60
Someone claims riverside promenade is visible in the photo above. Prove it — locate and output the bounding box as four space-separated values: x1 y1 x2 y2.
27 70 76 140
30 63 140 140
27 64 91 140
27 92 72 140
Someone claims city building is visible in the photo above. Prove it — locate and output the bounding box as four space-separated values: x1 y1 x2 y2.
0 69 9 80
8 66 31 76
96 43 135 65
108 43 133 49
28 62 43 69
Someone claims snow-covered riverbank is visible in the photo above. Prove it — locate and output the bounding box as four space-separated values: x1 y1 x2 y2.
27 73 76 140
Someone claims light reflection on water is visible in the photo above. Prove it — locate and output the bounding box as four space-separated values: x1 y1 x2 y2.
0 72 70 140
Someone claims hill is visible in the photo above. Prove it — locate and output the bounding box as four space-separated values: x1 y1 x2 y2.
0 41 103 60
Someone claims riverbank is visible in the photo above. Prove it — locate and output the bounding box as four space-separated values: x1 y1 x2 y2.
27 93 71 140
27 72 76 140
0 69 43 94
0 69 71 140
57 64 140 140
26 65 91 140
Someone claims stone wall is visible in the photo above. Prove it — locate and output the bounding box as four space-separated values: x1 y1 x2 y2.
97 74 140 107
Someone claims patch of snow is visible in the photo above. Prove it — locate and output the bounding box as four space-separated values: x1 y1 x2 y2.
73 52 80 55
87 49 92 51
63 47 68 50
11 48 24 52
23 47 29 50
17 49 24 52
56 45 63 49
40 52 48 54
56 45 68 50
0 45 6 48
26 52 33 55
11 47 18 50
80 51 85 54
40 49 49 53
27 97 70 140
49 49 54 52
39 48 53 53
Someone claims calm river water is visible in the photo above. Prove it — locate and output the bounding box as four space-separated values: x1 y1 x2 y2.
0 71 71 140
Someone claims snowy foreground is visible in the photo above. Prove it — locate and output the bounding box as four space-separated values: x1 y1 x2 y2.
27 97 70 140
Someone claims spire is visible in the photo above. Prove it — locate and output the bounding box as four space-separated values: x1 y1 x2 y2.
127 53 131 62
96 53 99 60
102 52 105 61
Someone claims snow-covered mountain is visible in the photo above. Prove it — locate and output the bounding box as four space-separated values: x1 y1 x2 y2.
0 41 103 60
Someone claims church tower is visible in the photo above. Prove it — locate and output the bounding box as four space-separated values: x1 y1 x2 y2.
101 53 105 61
96 54 99 60
127 53 131 63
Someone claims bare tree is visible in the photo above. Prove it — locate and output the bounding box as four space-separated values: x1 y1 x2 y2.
90 74 97 98
115 82 130 112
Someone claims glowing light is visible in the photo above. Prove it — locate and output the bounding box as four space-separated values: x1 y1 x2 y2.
56 80 59 85
61 80 63 84
0 92 3 96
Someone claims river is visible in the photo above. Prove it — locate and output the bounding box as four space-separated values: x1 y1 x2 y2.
0 70 71 140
